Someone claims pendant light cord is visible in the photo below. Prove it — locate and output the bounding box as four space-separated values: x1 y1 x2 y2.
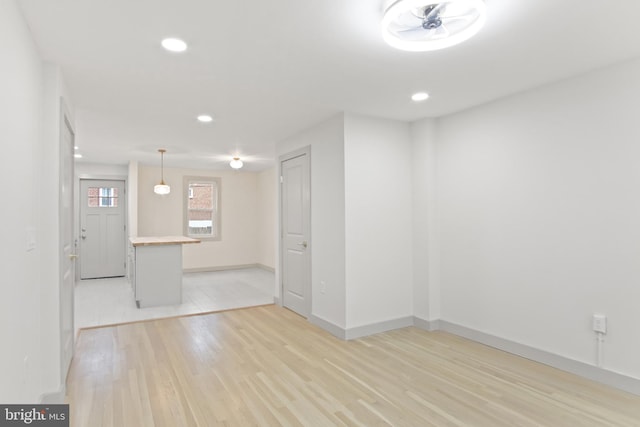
159 149 166 185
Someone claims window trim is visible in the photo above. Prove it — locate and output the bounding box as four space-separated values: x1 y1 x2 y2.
183 176 221 241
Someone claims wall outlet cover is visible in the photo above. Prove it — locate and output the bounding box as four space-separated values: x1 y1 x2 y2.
592 314 607 334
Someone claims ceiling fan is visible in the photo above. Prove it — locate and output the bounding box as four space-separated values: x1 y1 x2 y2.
381 0 486 52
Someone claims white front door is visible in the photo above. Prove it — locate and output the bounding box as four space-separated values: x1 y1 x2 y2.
281 149 311 317
60 114 75 381
79 179 126 279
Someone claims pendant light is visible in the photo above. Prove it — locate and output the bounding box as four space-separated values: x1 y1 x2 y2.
154 149 171 195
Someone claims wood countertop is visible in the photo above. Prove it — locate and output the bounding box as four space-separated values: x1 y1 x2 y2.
130 236 201 247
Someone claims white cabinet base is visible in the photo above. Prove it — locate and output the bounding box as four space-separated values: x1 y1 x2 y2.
134 244 183 308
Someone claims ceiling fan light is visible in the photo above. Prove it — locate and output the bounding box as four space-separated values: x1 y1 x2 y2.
230 157 243 169
381 0 486 52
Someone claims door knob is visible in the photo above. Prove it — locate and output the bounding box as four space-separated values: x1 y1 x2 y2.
69 254 78 259
297 241 308 248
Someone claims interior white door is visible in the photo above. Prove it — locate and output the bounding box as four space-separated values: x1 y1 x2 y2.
79 179 126 279
60 114 75 381
281 150 311 317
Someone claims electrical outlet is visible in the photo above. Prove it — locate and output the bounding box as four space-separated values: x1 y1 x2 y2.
320 281 326 294
592 314 607 334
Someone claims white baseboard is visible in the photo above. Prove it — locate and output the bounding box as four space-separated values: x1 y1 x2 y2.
40 385 66 404
310 315 346 340
414 319 640 396
412 317 440 331
305 313 640 396
184 264 270 273
345 316 414 340
256 264 275 273
309 315 413 341
274 296 281 306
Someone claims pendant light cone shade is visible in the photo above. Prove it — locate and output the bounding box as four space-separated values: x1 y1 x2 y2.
230 157 243 169
154 149 171 195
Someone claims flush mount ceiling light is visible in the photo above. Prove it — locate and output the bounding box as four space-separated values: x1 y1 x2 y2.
381 0 486 52
229 157 243 170
154 149 171 195
161 38 188 52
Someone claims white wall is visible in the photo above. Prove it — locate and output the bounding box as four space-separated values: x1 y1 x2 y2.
137 165 261 270
75 162 128 177
428 58 640 379
0 0 76 402
344 113 413 328
277 114 347 328
275 113 415 331
256 167 277 269
0 0 44 402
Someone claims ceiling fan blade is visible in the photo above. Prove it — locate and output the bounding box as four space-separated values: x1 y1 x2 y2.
432 25 450 39
426 28 438 38
389 17 421 31
425 3 446 20
397 26 428 35
441 13 474 22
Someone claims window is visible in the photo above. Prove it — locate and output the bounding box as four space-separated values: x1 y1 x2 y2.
88 187 118 208
184 177 221 240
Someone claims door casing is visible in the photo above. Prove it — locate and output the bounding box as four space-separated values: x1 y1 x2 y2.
78 178 127 279
59 105 75 383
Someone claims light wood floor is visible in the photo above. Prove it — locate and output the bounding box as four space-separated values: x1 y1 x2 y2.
66 305 640 426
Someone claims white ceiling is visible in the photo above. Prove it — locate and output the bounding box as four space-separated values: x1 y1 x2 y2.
18 0 640 171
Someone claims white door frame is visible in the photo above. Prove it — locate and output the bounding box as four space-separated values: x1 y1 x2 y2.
75 175 128 280
59 102 75 383
278 146 312 317
75 178 129 279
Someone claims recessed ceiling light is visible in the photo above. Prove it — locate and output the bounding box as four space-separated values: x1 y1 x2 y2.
197 115 213 123
411 92 430 102
382 0 486 52
74 153 83 159
161 38 188 52
74 146 79 150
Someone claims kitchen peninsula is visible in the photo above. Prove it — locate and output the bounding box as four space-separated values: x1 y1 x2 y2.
129 236 200 308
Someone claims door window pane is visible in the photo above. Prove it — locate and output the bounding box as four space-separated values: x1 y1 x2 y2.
88 187 118 207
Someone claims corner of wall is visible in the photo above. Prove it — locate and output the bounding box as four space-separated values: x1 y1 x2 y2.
128 161 139 238
409 117 441 322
